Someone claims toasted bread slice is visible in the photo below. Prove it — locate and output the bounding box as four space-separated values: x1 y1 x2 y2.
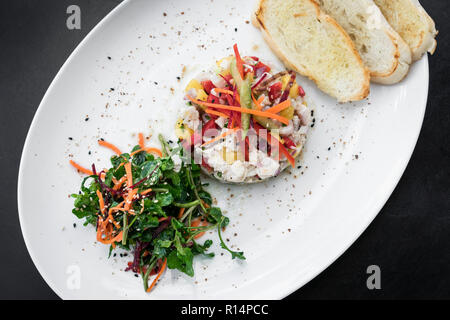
253 0 370 102
373 0 437 61
317 0 412 85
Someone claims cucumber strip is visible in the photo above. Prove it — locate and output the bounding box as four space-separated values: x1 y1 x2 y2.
230 58 253 138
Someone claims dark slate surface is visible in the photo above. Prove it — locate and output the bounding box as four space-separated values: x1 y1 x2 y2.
0 0 448 299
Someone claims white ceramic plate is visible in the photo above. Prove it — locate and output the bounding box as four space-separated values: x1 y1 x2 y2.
18 0 428 299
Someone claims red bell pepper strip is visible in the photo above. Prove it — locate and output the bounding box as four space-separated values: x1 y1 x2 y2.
231 111 241 129
219 74 233 88
251 73 267 90
298 85 306 97
207 94 219 105
253 61 271 78
233 44 244 79
283 136 297 150
202 119 217 138
268 82 283 102
225 92 234 106
201 80 216 95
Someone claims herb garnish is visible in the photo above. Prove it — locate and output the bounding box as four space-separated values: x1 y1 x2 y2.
71 134 245 293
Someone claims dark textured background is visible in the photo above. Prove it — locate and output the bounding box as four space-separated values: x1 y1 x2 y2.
0 0 448 300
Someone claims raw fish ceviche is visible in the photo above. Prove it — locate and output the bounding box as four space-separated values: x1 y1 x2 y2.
177 44 311 183
70 134 244 293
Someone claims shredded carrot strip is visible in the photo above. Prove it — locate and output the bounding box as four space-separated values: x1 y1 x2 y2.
141 188 152 195
190 218 203 227
98 140 122 155
201 128 238 147
194 232 206 240
178 207 185 219
96 216 123 246
202 200 210 209
69 160 94 175
205 108 229 119
145 147 163 157
147 258 167 293
111 219 121 229
96 219 108 242
257 95 265 104
138 133 145 148
96 190 105 214
252 94 263 111
214 88 234 95
124 189 138 211
107 212 120 229
108 201 124 215
130 148 145 156
187 95 289 125
130 147 163 157
266 99 291 114
158 217 169 222
279 143 296 168
113 176 127 191
191 218 208 239
98 230 123 245
107 203 124 228
124 162 133 187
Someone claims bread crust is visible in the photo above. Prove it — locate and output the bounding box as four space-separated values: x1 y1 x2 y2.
369 30 399 78
374 0 437 61
370 28 412 84
253 0 370 102
411 3 437 60
315 0 412 85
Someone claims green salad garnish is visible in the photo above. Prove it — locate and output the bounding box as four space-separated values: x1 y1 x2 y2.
71 134 244 292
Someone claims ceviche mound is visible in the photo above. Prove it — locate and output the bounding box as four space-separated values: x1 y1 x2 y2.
176 44 311 183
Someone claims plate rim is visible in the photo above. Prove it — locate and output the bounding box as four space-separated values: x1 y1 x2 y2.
278 64 429 298
16 0 131 299
17 0 429 300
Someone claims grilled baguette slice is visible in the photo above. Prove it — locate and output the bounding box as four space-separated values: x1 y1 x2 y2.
317 0 412 85
373 0 437 61
253 0 370 102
